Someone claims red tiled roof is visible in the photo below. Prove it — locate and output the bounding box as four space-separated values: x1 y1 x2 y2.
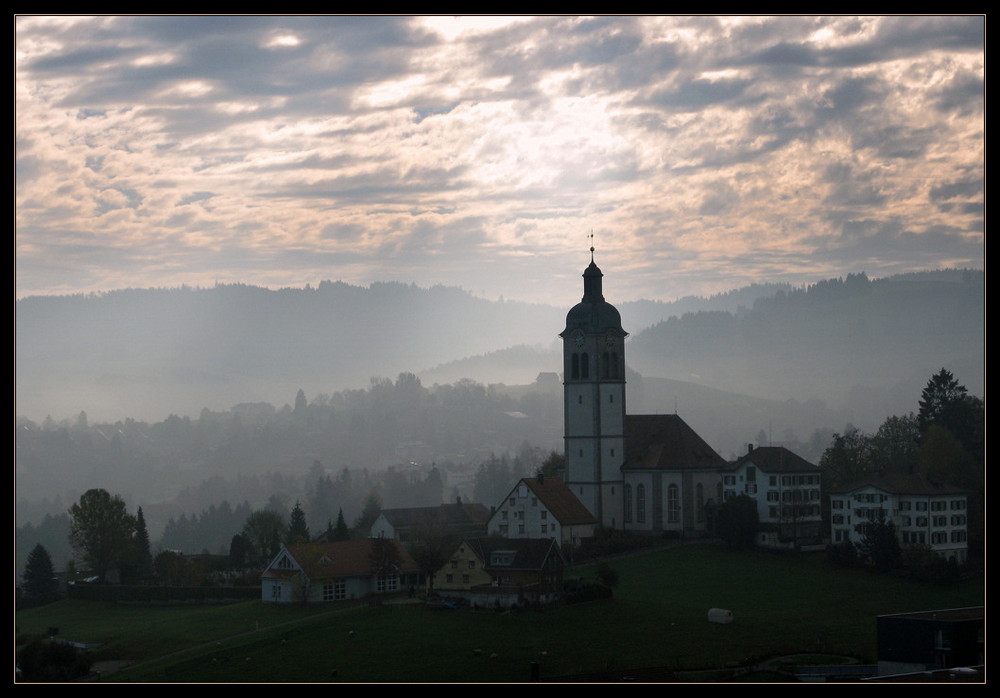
262 539 418 581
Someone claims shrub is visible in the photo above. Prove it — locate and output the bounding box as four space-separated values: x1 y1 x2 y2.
16 640 91 682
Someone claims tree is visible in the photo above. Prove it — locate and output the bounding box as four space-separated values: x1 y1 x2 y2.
408 511 457 592
857 509 901 572
132 506 153 581
368 535 402 595
917 368 967 433
294 388 308 414
68 489 136 582
540 451 566 479
870 413 921 476
286 500 311 545
354 490 383 534
819 426 874 490
596 562 619 588
242 509 287 566
715 494 759 549
23 543 59 600
229 533 252 569
332 508 351 542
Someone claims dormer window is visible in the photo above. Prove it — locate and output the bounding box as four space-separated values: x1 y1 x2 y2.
491 550 516 566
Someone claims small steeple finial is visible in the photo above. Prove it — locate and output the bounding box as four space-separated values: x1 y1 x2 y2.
589 230 595 262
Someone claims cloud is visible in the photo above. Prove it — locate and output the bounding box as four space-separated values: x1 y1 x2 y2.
15 15 984 302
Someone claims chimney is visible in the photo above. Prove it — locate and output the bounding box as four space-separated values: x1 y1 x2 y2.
538 472 545 485
748 444 754 454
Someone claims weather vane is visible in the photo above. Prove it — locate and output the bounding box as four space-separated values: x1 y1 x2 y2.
589 230 595 261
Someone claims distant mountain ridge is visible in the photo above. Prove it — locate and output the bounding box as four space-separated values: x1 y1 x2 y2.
15 270 983 426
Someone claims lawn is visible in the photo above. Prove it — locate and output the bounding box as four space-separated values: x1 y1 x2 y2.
16 544 984 682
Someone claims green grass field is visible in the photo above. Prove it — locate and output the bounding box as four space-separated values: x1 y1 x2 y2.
16 544 984 682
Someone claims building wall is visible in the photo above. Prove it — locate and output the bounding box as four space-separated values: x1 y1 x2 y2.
262 575 374 603
830 486 968 562
370 514 397 540
488 483 560 542
434 543 492 593
563 332 626 528
622 470 719 537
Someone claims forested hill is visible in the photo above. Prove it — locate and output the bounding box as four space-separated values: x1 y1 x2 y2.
15 281 563 422
628 270 984 426
15 270 983 425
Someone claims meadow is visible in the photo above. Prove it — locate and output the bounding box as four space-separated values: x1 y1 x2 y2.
16 544 984 682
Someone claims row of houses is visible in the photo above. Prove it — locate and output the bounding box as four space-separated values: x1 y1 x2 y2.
260 456 969 606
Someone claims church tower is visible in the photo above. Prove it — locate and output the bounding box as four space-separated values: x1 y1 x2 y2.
559 248 627 528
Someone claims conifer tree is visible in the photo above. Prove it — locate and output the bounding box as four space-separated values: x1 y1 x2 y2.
286 500 311 545
23 543 59 600
333 507 350 541
134 507 153 579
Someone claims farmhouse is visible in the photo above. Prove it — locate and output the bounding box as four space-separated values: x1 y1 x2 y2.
370 499 491 541
432 537 566 608
260 539 419 603
487 475 598 548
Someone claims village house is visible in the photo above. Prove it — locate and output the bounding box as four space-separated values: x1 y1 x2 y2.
487 475 598 548
725 444 824 549
432 537 566 608
260 539 419 603
829 473 968 563
369 499 491 542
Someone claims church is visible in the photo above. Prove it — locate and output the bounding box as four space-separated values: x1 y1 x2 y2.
559 251 728 537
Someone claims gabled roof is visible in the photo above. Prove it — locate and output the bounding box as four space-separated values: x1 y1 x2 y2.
623 414 727 472
727 445 819 474
462 537 564 572
261 539 418 581
520 476 598 526
830 472 967 496
379 501 491 528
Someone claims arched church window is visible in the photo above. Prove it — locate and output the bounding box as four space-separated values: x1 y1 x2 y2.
612 353 619 379
637 484 646 523
624 484 632 523
668 484 680 524
571 353 580 379
602 352 610 379
581 353 589 379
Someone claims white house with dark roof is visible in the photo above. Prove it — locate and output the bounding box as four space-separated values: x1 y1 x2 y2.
726 444 824 548
829 473 968 563
369 499 491 541
260 539 420 603
487 475 598 548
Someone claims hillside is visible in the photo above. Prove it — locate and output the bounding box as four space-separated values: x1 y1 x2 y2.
15 270 983 427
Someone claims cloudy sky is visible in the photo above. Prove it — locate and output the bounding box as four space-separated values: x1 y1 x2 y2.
15 15 984 304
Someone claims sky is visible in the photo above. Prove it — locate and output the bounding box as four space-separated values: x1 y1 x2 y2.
15 15 985 304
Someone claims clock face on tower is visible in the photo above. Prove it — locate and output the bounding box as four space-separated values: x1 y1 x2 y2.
573 331 585 347
605 333 615 348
